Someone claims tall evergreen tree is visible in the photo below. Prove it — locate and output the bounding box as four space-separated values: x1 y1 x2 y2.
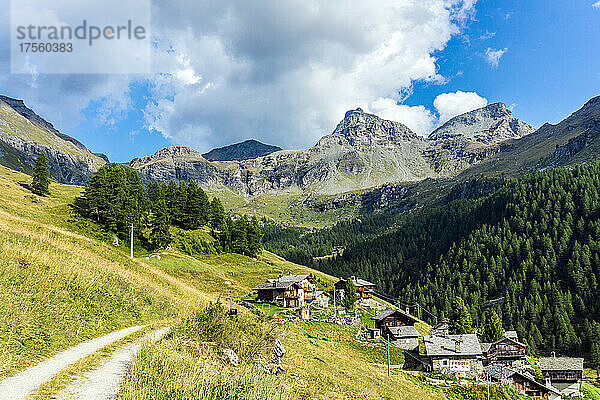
209 197 225 229
31 152 50 195
246 216 263 257
343 279 357 311
483 310 504 342
149 199 171 250
449 297 474 334
230 216 249 255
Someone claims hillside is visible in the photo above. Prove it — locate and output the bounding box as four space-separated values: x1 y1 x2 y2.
460 95 600 179
0 96 106 184
277 161 600 360
0 164 446 400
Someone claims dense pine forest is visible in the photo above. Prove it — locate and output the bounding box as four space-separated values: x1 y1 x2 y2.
75 163 262 257
264 162 600 359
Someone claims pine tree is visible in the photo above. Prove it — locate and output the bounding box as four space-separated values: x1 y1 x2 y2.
246 216 263 257
230 216 249 255
149 199 171 250
483 310 504 342
209 197 225 229
31 152 50 195
592 342 600 374
343 278 357 310
449 297 474 334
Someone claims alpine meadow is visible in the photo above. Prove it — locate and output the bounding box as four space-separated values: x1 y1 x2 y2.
2 1 600 400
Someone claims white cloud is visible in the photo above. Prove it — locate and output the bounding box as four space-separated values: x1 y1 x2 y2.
433 90 488 124
485 47 508 68
479 31 496 40
593 1 600 9
0 0 479 152
141 0 478 150
369 98 436 136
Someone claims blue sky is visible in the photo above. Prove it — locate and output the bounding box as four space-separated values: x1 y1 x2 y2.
1 0 600 162
405 0 600 128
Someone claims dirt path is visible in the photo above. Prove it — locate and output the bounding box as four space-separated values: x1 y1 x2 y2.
0 325 146 400
56 327 170 400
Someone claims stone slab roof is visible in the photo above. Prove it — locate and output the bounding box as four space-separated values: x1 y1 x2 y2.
539 357 584 371
388 326 420 338
254 274 310 290
424 334 482 357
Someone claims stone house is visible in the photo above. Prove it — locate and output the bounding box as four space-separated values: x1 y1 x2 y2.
312 290 330 307
424 333 484 378
539 356 584 397
388 326 420 350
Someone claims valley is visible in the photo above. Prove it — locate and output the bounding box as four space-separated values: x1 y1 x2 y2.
1 93 600 399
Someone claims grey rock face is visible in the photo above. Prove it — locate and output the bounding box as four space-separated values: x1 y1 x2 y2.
129 104 535 195
0 95 106 185
429 102 534 144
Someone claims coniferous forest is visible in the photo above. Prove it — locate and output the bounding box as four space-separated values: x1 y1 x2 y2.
263 161 600 360
75 163 262 257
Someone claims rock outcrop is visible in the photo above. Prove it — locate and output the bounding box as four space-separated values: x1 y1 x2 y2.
0 96 106 185
130 104 536 195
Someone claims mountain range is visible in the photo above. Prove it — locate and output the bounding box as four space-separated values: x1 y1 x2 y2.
1 94 599 197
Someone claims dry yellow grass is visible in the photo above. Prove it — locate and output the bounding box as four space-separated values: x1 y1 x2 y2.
0 165 444 399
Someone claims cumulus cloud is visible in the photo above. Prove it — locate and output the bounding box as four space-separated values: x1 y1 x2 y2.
485 47 508 68
0 0 479 151
369 98 436 136
141 0 479 150
433 90 488 124
593 1 600 9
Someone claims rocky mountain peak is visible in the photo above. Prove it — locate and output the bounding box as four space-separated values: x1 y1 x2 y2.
202 139 282 161
129 146 208 167
321 108 418 150
344 107 364 118
428 102 534 144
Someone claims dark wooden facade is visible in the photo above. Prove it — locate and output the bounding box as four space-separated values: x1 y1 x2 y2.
334 277 375 299
485 337 527 367
511 374 553 400
256 283 302 307
372 310 419 331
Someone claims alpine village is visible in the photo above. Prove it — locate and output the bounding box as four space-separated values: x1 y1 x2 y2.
3 89 600 400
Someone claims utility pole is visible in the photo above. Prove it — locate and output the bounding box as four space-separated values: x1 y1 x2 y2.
333 287 337 318
387 335 391 376
130 223 134 258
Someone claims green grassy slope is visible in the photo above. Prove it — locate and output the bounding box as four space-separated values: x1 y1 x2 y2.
0 164 449 400
0 101 106 175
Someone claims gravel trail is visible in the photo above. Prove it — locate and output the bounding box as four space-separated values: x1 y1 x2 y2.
56 327 170 400
0 325 146 400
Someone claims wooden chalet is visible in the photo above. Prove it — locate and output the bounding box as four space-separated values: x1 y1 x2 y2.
254 274 317 308
372 309 419 332
486 365 561 400
335 276 375 299
539 356 583 397
481 336 527 368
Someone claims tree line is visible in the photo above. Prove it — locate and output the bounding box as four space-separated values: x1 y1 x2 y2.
264 161 600 362
75 163 262 257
